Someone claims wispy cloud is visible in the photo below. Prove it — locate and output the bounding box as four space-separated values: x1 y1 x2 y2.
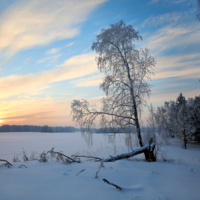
64 42 74 48
45 42 74 55
150 0 160 3
0 53 97 99
155 53 200 69
171 0 187 3
150 0 187 4
145 23 200 54
150 52 200 80
142 22 200 92
23 57 31 64
154 67 200 80
153 83 188 92
37 54 62 64
45 48 60 55
143 12 186 27
72 74 103 87
0 0 107 59
150 88 199 104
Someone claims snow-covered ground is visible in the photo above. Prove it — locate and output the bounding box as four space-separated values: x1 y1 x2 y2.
0 132 200 200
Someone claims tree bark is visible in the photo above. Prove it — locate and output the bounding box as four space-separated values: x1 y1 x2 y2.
184 138 187 149
183 128 187 149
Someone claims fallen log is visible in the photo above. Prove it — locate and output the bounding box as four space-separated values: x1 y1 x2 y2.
103 142 155 162
103 145 149 162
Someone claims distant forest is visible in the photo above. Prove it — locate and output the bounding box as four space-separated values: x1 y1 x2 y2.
0 125 77 133
0 124 134 133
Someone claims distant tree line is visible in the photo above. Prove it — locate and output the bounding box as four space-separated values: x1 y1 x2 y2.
0 125 78 133
0 124 136 134
94 126 136 133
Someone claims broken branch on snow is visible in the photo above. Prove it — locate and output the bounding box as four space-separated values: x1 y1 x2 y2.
39 148 81 164
18 164 27 168
76 169 85 175
103 179 122 190
0 159 12 167
71 155 102 162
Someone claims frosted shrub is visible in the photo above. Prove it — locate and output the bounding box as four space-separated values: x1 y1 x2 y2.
13 153 20 162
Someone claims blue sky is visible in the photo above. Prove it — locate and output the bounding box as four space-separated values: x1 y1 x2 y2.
0 0 199 126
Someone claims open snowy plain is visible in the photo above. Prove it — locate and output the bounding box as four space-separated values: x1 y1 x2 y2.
0 132 200 200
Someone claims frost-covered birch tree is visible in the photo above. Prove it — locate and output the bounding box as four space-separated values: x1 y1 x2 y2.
155 102 171 139
71 21 155 160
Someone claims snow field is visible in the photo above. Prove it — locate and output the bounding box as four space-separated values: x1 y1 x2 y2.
0 132 200 200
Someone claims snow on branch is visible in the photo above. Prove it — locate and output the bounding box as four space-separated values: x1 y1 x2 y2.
103 138 156 162
0 159 12 168
71 155 102 162
103 145 150 162
71 99 134 122
39 148 81 164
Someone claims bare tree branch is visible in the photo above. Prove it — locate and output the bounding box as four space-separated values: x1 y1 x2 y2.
39 148 80 164
0 159 12 167
76 169 85 175
71 155 102 162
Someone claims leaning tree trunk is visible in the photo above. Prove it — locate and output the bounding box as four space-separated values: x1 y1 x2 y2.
103 138 156 162
133 97 156 161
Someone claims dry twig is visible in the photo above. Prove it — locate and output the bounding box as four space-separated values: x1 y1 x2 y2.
18 164 27 168
95 161 104 178
76 169 85 175
103 179 122 190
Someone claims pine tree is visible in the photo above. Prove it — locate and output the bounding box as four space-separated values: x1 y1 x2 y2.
175 93 192 149
191 96 200 142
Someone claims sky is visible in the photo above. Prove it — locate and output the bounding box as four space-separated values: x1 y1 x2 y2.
0 0 199 126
